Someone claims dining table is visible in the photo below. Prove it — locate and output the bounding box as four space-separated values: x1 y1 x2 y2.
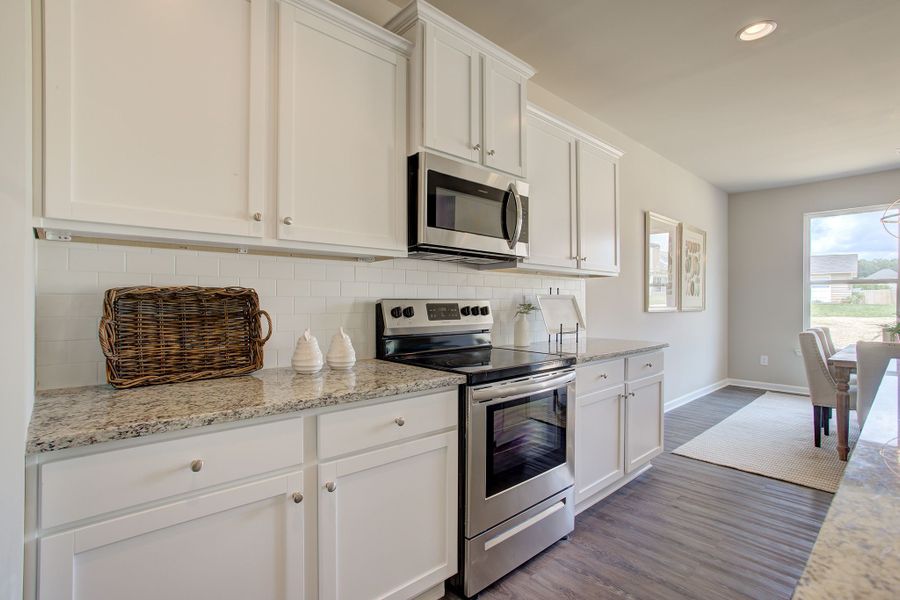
827 344 856 461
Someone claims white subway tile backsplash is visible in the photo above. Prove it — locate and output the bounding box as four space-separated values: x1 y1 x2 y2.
69 248 125 273
34 240 585 390
176 254 219 276
126 252 175 274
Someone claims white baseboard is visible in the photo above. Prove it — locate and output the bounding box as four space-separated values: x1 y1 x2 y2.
726 378 809 396
664 379 730 412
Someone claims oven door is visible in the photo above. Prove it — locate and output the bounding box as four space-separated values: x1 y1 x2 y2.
466 370 575 538
415 153 528 259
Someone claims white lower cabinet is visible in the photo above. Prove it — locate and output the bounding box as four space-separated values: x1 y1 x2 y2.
317 432 458 600
574 384 625 504
31 389 458 600
38 472 305 600
624 374 664 473
573 352 665 511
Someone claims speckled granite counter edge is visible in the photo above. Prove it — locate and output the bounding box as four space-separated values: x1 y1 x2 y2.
573 342 669 365
27 364 465 455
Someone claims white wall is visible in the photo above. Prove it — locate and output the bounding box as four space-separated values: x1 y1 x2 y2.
527 85 730 403
0 0 34 597
729 168 900 388
35 243 584 389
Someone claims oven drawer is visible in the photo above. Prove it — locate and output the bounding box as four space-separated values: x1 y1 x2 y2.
317 389 457 460
39 418 304 529
577 359 625 394
463 487 574 597
626 351 664 380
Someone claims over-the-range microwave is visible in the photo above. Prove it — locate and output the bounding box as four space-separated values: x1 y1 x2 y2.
407 152 529 265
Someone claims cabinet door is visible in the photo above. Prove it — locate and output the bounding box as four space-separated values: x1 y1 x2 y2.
575 384 625 504
524 115 578 269
38 473 304 600
576 140 620 274
318 432 457 600
483 57 527 177
625 374 664 473
42 0 268 237
424 24 481 163
277 5 406 253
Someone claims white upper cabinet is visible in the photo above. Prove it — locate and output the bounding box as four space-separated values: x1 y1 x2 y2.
424 26 481 163
277 1 408 254
387 0 534 177
524 112 578 270
483 57 527 176
519 105 623 277
577 139 620 275
42 0 269 238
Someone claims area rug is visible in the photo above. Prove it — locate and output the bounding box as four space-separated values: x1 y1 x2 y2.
672 392 860 493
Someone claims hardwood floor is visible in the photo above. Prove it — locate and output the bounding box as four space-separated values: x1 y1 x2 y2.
476 386 834 600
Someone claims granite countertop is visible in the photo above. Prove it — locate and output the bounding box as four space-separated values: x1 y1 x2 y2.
793 360 900 599
504 337 668 364
27 360 465 455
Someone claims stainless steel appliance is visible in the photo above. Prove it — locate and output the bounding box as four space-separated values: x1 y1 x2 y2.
376 299 575 597
407 152 529 265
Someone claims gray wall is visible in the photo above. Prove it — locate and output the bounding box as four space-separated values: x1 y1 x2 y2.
0 0 34 597
729 168 900 388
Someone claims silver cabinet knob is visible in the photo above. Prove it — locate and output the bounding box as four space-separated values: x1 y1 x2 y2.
190 459 204 473
252 212 263 222
473 144 481 151
324 481 337 493
292 492 304 504
487 149 495 156
394 417 405 427
283 216 294 226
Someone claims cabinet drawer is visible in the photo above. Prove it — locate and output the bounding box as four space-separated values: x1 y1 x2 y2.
626 351 664 381
40 418 303 530
577 359 625 395
318 389 457 459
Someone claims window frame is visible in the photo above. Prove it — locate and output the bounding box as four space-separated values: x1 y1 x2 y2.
802 204 899 334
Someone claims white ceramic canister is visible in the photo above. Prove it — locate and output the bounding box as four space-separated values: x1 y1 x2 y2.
326 327 356 370
292 329 324 374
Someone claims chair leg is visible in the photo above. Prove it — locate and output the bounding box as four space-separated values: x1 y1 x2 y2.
823 407 830 436
813 406 822 447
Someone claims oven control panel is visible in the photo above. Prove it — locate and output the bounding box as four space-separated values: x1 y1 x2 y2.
378 299 492 335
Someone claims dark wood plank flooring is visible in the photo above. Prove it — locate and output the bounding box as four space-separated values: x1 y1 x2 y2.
475 386 834 600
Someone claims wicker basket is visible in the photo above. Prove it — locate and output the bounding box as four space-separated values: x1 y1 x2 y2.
99 286 272 389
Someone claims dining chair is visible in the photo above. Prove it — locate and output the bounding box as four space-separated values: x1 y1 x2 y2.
855 341 900 426
809 328 833 357
798 331 857 447
818 326 837 356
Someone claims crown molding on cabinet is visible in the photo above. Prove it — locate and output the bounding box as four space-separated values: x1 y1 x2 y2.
281 0 413 55
527 103 625 160
386 0 535 77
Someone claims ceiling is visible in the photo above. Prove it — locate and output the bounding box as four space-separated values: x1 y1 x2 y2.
380 0 900 193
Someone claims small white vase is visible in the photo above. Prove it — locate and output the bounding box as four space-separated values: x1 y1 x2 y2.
514 314 531 347
292 329 324 374
327 327 357 370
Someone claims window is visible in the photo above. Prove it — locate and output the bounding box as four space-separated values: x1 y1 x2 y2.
804 207 899 348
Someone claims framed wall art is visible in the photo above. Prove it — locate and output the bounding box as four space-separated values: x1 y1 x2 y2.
679 223 707 311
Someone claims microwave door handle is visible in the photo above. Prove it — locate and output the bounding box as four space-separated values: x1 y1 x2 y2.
507 185 524 250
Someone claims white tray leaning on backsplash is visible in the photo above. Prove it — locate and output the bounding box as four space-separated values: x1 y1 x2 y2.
536 294 586 335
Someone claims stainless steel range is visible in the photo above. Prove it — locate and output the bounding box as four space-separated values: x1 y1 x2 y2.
376 299 575 597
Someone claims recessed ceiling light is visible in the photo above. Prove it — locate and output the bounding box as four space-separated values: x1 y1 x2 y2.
737 20 777 41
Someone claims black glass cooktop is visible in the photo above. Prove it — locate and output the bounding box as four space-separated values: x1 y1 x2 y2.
395 347 575 385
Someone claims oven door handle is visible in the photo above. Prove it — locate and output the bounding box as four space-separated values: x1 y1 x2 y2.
472 371 575 404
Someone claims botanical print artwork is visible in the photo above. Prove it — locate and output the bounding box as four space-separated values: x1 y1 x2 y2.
679 224 707 311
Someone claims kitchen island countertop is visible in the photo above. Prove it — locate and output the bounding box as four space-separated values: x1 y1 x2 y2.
502 337 668 365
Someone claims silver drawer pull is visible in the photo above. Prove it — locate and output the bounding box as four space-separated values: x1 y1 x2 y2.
394 417 405 427
325 481 337 493
190 459 204 473
599 373 608 379
645 362 653 368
